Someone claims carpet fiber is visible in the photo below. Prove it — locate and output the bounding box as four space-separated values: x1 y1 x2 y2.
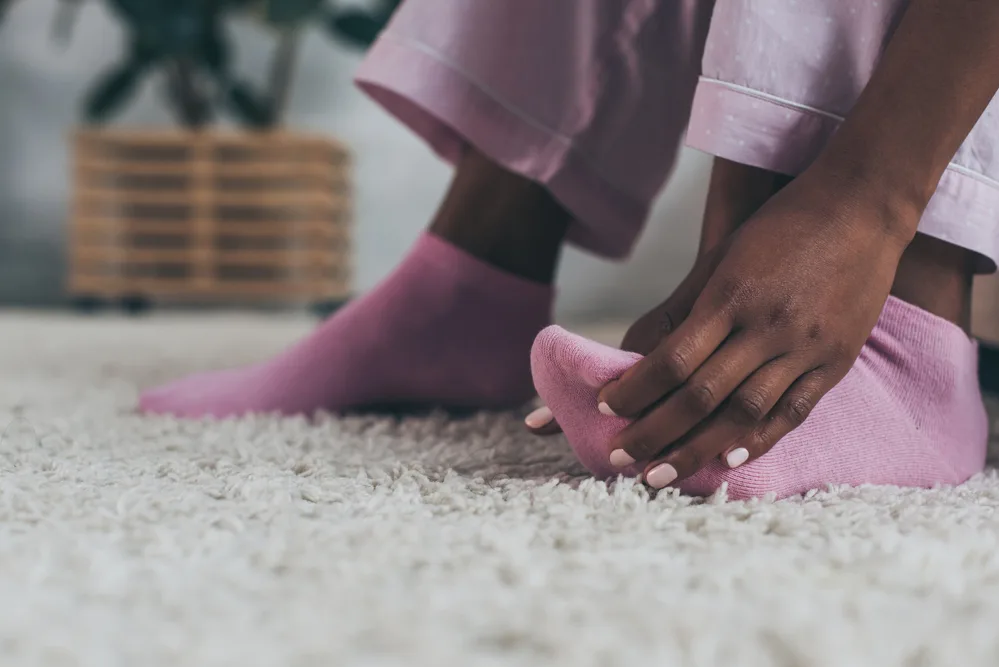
4 312 999 667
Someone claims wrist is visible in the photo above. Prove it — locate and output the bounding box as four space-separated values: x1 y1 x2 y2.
805 147 925 251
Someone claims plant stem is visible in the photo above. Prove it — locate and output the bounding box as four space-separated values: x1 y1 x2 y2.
267 27 301 128
169 58 212 129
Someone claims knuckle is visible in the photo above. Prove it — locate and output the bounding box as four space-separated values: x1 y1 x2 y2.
683 382 719 415
651 347 692 386
784 395 815 426
715 277 752 309
737 430 768 458
730 388 769 422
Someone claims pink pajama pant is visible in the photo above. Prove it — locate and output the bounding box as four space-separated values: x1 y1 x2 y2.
356 0 999 271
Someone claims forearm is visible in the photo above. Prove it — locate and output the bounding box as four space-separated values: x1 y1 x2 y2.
813 0 999 241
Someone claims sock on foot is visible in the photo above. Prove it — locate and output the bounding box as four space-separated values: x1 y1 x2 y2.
141 233 553 418
531 297 987 500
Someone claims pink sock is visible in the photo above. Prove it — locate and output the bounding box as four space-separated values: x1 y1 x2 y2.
532 297 988 500
141 233 553 417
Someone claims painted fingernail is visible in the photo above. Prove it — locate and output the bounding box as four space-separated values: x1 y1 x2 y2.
609 449 636 468
645 463 678 489
597 401 617 417
524 406 553 429
726 447 750 469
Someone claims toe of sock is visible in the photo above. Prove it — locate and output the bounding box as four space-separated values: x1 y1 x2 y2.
139 380 204 417
138 387 184 416
530 326 640 392
531 326 643 479
138 370 248 418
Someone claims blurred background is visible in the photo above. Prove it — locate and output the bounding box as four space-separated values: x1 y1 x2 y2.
0 0 711 325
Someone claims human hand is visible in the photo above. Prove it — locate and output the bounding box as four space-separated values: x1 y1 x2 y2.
598 166 916 487
524 157 777 437
524 246 727 436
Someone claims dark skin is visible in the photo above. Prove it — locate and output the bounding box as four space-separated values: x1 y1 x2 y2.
524 159 795 437
429 148 570 285
596 0 999 487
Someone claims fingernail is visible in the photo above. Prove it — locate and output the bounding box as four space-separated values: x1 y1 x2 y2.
645 463 678 489
524 406 553 429
609 449 635 468
726 447 750 469
597 401 617 417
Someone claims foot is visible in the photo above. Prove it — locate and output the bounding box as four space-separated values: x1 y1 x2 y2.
531 297 987 500
141 233 553 418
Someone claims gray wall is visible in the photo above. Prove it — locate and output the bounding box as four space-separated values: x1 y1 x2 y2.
0 0 710 322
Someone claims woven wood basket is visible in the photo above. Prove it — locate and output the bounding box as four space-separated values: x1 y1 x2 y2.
68 129 351 308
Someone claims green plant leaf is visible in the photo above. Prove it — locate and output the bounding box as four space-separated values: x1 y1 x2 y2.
106 0 141 22
226 81 275 128
325 0 399 48
266 0 324 27
83 55 148 123
326 9 382 48
199 18 230 73
166 60 214 128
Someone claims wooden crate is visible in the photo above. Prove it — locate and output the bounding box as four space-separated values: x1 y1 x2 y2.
68 129 352 305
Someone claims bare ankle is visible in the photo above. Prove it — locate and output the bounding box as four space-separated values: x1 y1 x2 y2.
429 149 570 283
891 233 975 331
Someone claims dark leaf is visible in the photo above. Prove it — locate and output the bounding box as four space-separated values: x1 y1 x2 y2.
226 81 275 129
199 18 230 73
326 10 383 48
164 7 208 54
106 0 139 21
325 0 399 47
166 60 213 128
266 0 324 27
83 57 147 123
116 0 209 57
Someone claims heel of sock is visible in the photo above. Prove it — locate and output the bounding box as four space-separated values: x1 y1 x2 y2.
869 296 988 481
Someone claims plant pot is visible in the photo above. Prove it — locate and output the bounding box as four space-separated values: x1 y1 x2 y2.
68 128 352 310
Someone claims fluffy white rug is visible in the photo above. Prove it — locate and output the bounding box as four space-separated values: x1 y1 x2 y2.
3 312 999 667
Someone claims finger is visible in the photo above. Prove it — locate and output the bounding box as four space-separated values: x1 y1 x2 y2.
639 359 803 487
599 306 734 418
720 369 834 469
715 359 803 467
524 405 562 436
609 336 774 465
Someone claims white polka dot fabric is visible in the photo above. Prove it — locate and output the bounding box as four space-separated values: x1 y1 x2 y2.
690 0 999 269
358 0 999 268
